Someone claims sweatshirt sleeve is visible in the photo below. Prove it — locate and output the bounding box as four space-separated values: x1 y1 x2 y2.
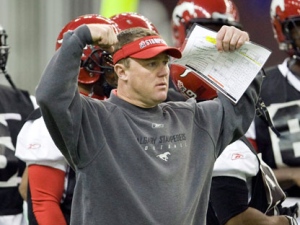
35 25 93 168
216 73 262 156
195 72 262 159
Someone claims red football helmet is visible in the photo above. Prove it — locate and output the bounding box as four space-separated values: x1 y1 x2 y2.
270 0 300 55
170 0 241 101
56 14 119 85
170 64 218 101
110 12 159 33
172 0 242 48
0 24 9 71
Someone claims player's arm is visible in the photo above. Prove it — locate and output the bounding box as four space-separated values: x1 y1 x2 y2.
210 176 292 225
225 207 290 225
273 167 300 189
18 166 28 200
28 165 67 225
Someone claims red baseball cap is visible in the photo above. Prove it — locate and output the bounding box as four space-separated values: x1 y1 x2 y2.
113 35 182 64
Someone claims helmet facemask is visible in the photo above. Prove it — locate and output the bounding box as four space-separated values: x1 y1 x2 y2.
282 17 300 58
81 49 117 93
81 49 115 82
185 16 242 35
0 26 9 71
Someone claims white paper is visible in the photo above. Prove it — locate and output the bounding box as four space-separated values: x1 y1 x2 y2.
171 24 272 104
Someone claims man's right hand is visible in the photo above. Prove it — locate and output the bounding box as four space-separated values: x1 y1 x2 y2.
87 24 118 53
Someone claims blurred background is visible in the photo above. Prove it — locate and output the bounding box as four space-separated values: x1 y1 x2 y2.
0 0 286 94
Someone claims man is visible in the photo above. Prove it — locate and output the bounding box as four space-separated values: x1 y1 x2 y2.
246 0 300 223
0 24 36 225
171 0 298 224
35 21 260 224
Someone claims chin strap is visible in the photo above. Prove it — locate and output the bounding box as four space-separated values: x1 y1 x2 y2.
1 67 23 100
255 69 281 137
255 96 281 137
1 68 17 90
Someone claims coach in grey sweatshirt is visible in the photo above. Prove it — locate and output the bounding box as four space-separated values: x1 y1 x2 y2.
36 23 261 225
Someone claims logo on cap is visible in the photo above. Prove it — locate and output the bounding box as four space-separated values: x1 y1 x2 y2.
139 38 166 49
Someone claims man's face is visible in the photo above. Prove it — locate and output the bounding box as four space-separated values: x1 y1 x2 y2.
125 52 170 107
290 24 300 49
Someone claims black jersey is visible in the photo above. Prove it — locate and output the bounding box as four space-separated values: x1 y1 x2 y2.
255 60 300 197
0 85 34 215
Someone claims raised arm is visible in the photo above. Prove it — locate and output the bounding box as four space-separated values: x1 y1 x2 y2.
35 24 117 160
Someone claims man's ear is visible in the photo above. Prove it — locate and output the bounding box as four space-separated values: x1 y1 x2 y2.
114 64 127 80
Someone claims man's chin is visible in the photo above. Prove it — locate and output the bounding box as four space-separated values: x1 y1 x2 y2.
158 94 168 103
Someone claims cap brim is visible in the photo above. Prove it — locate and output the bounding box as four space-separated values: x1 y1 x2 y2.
130 46 182 60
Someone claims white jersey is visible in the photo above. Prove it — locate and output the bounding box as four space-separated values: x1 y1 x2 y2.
213 140 259 201
16 116 68 172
